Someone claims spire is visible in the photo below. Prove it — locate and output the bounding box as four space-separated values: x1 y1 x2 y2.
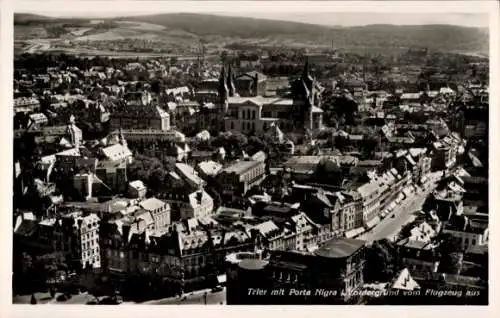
218 66 228 97
302 60 313 92
227 64 236 97
302 59 310 79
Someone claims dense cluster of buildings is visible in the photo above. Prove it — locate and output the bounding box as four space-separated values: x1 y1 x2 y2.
13 49 488 304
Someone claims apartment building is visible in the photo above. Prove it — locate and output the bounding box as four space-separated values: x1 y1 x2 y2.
217 159 266 197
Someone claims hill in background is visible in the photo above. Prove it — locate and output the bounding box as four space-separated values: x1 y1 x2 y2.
14 13 489 55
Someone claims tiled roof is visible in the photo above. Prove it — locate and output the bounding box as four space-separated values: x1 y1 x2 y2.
129 180 147 191
14 220 38 236
188 190 213 210
221 160 261 175
253 220 280 237
357 182 379 199
314 238 366 259
197 160 222 176
139 198 166 212
176 163 205 186
101 144 132 161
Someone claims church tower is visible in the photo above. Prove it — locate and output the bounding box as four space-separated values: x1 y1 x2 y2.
299 61 314 131
218 66 229 114
227 64 236 97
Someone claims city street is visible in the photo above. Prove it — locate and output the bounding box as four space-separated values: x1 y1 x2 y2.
358 171 443 242
140 287 226 305
14 292 97 305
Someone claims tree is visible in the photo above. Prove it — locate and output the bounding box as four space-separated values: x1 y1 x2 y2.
127 154 167 194
362 132 381 158
35 252 68 284
437 233 463 274
20 252 33 274
211 131 248 156
364 239 396 282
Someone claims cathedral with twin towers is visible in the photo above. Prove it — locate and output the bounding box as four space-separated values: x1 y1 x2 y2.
216 62 324 135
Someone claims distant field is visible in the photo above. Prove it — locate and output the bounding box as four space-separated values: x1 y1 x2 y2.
15 25 48 40
118 21 166 32
14 13 489 57
14 20 203 55
73 29 160 41
69 27 92 36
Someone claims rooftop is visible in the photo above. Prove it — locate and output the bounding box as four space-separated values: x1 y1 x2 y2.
397 238 434 250
139 198 166 211
197 160 222 176
221 159 262 175
176 163 205 186
314 238 366 259
238 259 269 271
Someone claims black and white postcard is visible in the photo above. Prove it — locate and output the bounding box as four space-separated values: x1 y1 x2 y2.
3 0 499 317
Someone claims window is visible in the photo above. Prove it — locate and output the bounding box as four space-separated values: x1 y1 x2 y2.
472 239 476 246
120 251 125 259
252 110 256 119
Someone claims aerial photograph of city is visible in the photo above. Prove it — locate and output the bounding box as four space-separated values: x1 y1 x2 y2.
11 0 490 306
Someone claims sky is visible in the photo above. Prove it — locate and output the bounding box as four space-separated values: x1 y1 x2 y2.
16 1 490 28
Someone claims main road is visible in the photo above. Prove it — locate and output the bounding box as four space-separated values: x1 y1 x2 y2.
358 171 443 243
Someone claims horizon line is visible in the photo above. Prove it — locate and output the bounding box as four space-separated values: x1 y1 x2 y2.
15 11 489 29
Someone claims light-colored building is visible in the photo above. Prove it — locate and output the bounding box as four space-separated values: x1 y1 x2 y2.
139 197 171 230
50 212 102 269
78 213 101 269
128 180 147 199
217 159 266 196
396 239 440 275
110 93 170 131
443 215 489 251
356 182 381 229
219 63 323 133
14 97 40 114
180 190 214 220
